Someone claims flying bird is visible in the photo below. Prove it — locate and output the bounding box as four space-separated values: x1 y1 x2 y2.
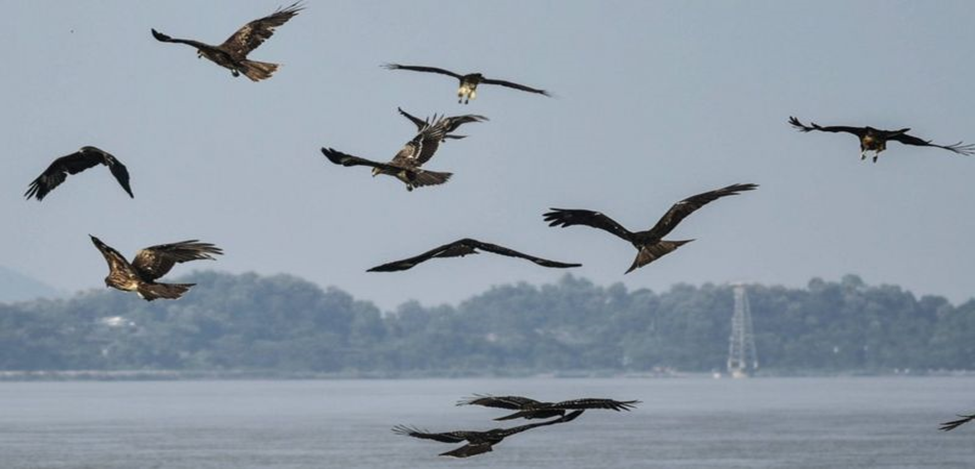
940 413 975 432
366 238 581 272
458 395 640 421
151 2 303 81
25 146 133 201
788 116 975 162
321 111 486 191
383 63 550 104
392 410 582 458
90 235 223 301
544 183 758 273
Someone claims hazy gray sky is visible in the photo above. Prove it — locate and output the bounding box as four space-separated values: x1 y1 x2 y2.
3 1 974 309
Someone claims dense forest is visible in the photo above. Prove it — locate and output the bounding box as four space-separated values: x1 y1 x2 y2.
0 272 972 375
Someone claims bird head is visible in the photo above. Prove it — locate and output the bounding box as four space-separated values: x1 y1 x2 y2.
371 167 381 177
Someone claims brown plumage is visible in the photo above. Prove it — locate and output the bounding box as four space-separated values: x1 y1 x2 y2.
545 183 758 273
458 395 640 421
151 2 303 81
25 146 133 201
89 235 223 301
788 116 975 162
383 63 550 104
392 410 582 458
367 238 581 272
321 110 486 191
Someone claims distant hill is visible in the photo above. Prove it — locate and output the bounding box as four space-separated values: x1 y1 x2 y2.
0 266 64 303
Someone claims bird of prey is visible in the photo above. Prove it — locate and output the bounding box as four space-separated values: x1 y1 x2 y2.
89 235 223 301
25 146 133 201
392 410 583 458
321 111 486 191
151 2 303 81
788 116 975 162
940 413 975 432
383 63 550 104
544 183 758 274
458 395 640 421
366 238 581 272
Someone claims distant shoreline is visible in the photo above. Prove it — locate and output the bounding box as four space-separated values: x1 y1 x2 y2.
0 369 971 382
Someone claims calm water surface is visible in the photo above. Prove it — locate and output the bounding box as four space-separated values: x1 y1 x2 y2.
0 377 972 468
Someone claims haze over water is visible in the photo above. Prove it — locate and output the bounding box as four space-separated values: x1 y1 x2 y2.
2 377 971 468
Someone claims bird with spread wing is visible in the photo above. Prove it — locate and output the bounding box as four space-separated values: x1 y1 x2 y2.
788 116 974 162
393 410 582 458
25 146 133 201
940 413 975 432
458 395 640 421
366 238 581 272
321 110 486 191
383 63 550 104
151 2 304 81
89 235 223 301
544 183 758 273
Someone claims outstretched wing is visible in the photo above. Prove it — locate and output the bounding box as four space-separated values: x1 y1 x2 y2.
788 116 866 137
321 147 408 173
89 235 134 276
480 77 550 96
940 414 975 432
644 183 758 240
544 209 634 242
439 443 494 458
26 147 132 201
887 132 975 155
151 29 223 53
457 394 545 410
499 410 585 437
367 240 476 272
391 114 486 168
391 425 467 443
550 398 640 412
397 107 428 131
382 63 463 79
131 240 223 281
219 2 304 57
466 239 581 269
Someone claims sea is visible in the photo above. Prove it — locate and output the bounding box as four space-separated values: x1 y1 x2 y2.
0 376 971 468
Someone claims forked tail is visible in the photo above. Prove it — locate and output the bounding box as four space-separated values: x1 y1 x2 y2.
240 60 279 82
138 283 195 301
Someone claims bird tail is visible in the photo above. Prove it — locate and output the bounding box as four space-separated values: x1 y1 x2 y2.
138 283 195 301
411 170 452 188
625 240 694 274
240 60 279 82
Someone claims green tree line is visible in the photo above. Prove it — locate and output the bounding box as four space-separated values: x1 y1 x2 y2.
0 272 971 374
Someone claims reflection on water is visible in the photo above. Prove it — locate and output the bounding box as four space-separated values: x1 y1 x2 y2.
0 377 972 468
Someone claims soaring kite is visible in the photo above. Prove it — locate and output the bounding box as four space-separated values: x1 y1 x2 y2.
25 146 133 201
383 63 550 104
90 235 223 301
366 238 581 272
788 116 974 162
545 183 758 273
151 2 304 81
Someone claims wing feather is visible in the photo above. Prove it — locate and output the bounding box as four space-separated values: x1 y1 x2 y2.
457 394 544 410
480 77 550 96
131 240 223 281
391 425 467 443
887 132 975 155
644 183 758 240
382 63 463 79
788 116 866 136
219 2 303 56
940 413 975 432
89 235 135 277
543 209 634 242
